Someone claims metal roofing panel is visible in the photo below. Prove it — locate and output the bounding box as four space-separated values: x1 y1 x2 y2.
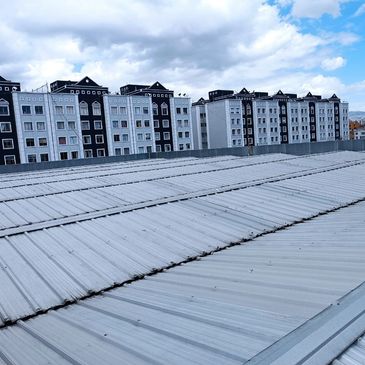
1 199 365 364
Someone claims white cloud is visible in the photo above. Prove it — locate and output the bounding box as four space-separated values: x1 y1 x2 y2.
321 56 346 71
0 0 363 110
291 0 342 18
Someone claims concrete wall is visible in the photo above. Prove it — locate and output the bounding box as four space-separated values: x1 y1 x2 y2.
1 139 364 174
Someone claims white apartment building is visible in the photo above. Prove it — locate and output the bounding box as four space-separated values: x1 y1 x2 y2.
12 92 83 163
192 89 349 149
104 94 155 156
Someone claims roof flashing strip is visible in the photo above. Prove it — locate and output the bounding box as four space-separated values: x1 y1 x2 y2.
245 281 365 365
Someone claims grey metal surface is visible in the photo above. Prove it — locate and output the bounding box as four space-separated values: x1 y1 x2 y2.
1 197 365 364
1 152 365 328
333 337 365 365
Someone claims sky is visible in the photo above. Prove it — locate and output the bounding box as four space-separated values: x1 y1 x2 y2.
0 0 364 110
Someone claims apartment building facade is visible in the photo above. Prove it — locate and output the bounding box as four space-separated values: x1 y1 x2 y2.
12 92 83 163
192 88 349 149
120 82 194 152
0 76 21 165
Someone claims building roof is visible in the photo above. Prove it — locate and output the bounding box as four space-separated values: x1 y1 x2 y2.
0 151 365 364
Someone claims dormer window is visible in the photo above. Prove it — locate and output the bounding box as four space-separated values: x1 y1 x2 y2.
0 99 10 115
92 101 101 115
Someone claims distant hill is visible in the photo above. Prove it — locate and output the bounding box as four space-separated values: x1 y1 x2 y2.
349 111 365 121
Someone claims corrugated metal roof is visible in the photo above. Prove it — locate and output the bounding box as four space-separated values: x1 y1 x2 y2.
333 337 365 365
0 152 365 326
1 194 365 364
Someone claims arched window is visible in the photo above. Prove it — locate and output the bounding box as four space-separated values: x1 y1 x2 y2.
161 102 168 116
152 103 158 116
0 99 9 115
79 101 88 116
92 101 101 116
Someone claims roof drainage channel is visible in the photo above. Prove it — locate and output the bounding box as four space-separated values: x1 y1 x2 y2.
0 159 364 238
245 280 365 365
1 192 365 331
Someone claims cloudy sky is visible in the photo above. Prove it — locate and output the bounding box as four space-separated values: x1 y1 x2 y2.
0 0 364 109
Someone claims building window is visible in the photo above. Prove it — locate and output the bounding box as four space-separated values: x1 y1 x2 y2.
4 155 16 165
120 106 127 114
83 135 91 144
66 106 74 114
137 133 143 141
162 120 169 128
176 107 181 114
155 132 160 141
154 120 159 128
179 143 184 150
177 120 182 127
178 131 183 138
84 149 93 158
95 135 104 144
138 146 144 153
122 134 128 142
111 106 118 115
25 138 35 147
24 122 33 131
69 136 78 145
112 120 119 128
2 139 14 149
145 133 151 140
161 103 168 115
97 149 105 157
143 107 149 114
57 121 65 130
55 106 63 114
186 143 191 149
144 120 150 127
58 137 67 145
39 137 47 146
0 122 11 132
68 121 76 130
35 106 43 115
146 146 152 153
134 106 141 114
165 144 171 152
36 121 45 131
60 152 68 160
80 102 88 115
184 120 189 127
136 120 142 128
22 105 31 115
115 148 122 156
40 153 49 162
94 120 103 129
123 147 130 155
114 134 120 142
0 100 10 115
183 107 188 114
163 132 170 140
81 121 90 130
152 103 158 115
92 102 101 115
71 151 79 159
185 131 190 138
27 154 37 163
121 120 128 128
156 145 162 152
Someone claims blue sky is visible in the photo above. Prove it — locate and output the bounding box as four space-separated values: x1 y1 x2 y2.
0 0 364 110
